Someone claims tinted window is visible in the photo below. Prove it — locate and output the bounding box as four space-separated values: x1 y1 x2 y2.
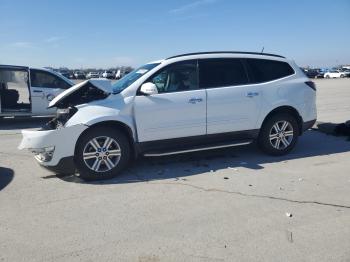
30 70 71 89
246 59 294 83
149 61 198 93
199 59 248 88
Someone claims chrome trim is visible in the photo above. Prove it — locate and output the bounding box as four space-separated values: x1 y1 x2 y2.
143 141 252 157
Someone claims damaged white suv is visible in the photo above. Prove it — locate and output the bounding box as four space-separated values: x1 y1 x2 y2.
19 52 317 180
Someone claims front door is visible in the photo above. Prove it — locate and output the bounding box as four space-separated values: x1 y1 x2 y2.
134 60 206 142
199 58 262 134
29 69 72 115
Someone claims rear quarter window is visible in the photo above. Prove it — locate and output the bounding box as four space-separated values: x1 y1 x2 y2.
245 59 295 83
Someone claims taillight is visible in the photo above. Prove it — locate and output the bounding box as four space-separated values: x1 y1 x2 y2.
305 81 316 91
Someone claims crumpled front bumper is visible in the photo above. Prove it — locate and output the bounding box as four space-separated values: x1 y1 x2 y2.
18 124 88 168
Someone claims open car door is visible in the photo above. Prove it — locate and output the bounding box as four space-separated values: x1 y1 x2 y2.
29 69 72 115
0 66 31 115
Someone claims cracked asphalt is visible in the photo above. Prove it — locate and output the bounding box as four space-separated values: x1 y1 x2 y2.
1 79 350 262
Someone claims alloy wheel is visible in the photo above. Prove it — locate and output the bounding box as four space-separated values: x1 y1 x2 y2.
83 136 121 172
269 121 294 150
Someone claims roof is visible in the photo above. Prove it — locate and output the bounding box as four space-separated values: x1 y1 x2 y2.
166 51 285 60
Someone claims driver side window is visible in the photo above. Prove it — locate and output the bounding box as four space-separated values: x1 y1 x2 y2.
30 69 71 89
149 61 198 93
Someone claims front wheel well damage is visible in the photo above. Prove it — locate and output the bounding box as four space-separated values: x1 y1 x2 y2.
261 106 303 135
74 121 136 158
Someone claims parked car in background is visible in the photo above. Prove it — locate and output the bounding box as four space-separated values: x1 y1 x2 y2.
339 69 350 78
324 70 346 78
302 69 319 78
74 71 86 79
19 51 317 181
0 65 73 117
58 69 71 79
315 69 325 79
102 71 114 79
86 72 100 79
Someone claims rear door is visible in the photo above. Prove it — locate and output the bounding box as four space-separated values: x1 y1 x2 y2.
29 69 72 115
200 58 262 134
134 60 206 142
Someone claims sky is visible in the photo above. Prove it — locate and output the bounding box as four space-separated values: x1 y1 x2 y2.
0 0 349 69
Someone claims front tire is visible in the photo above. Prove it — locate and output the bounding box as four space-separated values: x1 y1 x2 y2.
75 127 130 181
258 113 299 156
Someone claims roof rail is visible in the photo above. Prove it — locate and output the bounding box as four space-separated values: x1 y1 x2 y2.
0 64 29 70
166 51 285 60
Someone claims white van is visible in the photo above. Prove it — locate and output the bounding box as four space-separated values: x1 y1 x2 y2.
0 65 73 117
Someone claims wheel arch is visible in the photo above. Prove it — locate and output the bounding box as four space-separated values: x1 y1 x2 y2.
74 120 136 158
260 106 303 135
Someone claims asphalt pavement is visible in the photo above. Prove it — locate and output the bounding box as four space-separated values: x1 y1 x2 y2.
0 79 349 262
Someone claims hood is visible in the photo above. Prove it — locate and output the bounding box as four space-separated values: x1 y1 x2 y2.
49 79 112 108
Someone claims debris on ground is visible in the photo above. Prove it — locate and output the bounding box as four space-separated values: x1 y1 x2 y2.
298 178 304 182
248 184 252 187
224 177 229 180
317 121 350 139
286 212 293 217
286 230 293 243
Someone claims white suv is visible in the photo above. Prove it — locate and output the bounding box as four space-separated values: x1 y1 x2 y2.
19 52 317 181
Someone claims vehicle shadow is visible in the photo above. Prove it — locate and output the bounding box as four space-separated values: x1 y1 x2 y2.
57 129 350 185
0 167 14 191
0 117 51 130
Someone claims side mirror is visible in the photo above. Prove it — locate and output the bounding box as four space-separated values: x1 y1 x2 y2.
140 82 158 96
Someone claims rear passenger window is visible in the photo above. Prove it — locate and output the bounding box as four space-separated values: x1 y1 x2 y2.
199 59 248 88
246 59 294 83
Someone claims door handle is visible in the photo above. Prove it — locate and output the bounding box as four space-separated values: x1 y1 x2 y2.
33 90 43 93
188 98 203 104
246 92 259 98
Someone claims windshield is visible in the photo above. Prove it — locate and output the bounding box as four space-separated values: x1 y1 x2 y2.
112 63 160 93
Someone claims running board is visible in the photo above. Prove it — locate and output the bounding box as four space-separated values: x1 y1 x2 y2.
143 140 253 157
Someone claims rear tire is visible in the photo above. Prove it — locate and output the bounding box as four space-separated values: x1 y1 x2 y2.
75 127 131 181
258 113 299 156
325 75 330 79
